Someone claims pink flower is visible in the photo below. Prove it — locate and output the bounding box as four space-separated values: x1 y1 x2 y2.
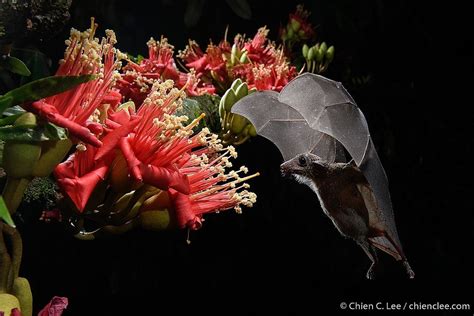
37 296 68 316
26 22 122 147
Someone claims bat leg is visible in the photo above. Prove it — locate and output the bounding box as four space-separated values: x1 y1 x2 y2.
402 260 415 279
383 233 415 279
358 239 378 280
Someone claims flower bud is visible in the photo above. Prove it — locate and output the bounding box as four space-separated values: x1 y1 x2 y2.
239 51 249 63
234 82 248 101
230 78 243 92
230 114 248 135
12 277 33 316
326 45 335 63
302 44 309 58
222 87 237 111
3 113 41 179
290 19 301 32
139 209 173 231
307 46 315 61
0 294 21 316
319 42 328 55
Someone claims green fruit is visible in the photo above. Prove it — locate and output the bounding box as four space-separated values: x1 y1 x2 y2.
0 294 21 316
222 88 237 111
230 114 248 135
234 82 248 101
302 44 309 58
139 209 172 231
326 46 335 63
12 277 32 316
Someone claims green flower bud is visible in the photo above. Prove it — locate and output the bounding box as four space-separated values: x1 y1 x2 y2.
230 114 248 135
3 113 41 179
290 19 301 32
307 46 315 61
326 45 335 63
302 44 309 58
0 294 21 315
239 51 249 63
320 42 328 55
315 47 324 62
248 124 257 137
234 82 248 101
230 78 243 92
139 209 172 231
222 88 237 111
287 26 294 39
12 277 33 316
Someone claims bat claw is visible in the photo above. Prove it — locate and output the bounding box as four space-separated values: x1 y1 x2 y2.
366 263 377 280
402 260 415 279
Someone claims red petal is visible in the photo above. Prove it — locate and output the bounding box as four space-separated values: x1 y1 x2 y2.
94 117 140 161
56 163 109 212
30 101 102 147
119 137 142 181
140 164 190 194
168 189 201 229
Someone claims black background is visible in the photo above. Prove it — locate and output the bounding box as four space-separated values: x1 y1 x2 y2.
14 0 473 315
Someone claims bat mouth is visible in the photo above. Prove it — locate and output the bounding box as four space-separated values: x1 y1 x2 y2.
280 162 303 178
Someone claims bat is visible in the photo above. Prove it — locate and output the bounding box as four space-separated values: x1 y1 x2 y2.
231 73 414 279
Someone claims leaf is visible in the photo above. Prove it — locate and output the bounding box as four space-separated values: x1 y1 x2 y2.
0 113 23 127
2 105 25 116
0 195 15 227
0 55 31 76
0 123 68 141
0 75 96 115
178 94 221 133
225 0 252 19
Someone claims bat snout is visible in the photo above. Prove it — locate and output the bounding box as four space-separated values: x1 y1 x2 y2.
280 161 300 178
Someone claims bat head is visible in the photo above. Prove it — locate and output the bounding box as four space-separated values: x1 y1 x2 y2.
280 153 329 182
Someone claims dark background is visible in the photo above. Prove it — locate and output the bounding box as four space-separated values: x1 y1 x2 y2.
13 0 473 315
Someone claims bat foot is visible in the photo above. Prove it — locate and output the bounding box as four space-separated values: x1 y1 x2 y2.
366 263 377 280
402 260 415 279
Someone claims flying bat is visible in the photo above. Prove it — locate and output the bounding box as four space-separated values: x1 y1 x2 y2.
231 73 414 279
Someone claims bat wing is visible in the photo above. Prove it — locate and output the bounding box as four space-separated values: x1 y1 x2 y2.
232 91 344 162
279 73 402 251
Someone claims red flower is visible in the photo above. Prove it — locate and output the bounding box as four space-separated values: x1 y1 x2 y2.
54 108 139 212
26 23 122 147
117 37 213 105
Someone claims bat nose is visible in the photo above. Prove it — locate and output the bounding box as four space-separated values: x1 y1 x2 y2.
280 162 291 178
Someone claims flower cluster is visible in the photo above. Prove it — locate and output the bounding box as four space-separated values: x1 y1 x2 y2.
178 27 297 92
47 27 259 232
117 37 215 106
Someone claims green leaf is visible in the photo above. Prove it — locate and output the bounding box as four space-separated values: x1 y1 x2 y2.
0 123 67 141
2 105 25 117
0 55 31 76
0 113 23 127
0 74 96 115
178 94 221 133
0 195 15 227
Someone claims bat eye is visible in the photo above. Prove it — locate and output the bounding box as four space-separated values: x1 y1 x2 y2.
298 156 307 167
